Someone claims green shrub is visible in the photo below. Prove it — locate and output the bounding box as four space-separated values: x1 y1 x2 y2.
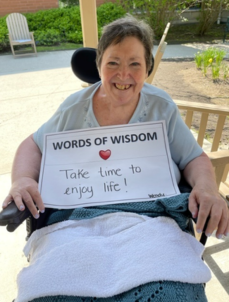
97 2 126 38
65 30 82 43
0 16 10 51
25 7 82 38
34 29 62 46
97 2 126 28
51 7 82 36
0 27 9 51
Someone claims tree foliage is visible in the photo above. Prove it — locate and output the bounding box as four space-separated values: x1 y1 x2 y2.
117 0 229 38
117 0 196 38
197 0 229 36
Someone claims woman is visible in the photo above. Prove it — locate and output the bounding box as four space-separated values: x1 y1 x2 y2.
3 16 229 302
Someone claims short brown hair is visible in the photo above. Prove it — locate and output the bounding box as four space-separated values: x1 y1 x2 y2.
96 15 154 73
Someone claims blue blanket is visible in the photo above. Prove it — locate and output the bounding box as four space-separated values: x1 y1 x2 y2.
46 193 192 233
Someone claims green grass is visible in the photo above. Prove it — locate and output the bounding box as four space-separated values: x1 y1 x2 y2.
0 43 83 55
35 43 83 51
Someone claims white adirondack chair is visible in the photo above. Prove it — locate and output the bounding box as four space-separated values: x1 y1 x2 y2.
6 13 37 57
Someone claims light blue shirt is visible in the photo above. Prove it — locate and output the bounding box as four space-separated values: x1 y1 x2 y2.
34 82 203 183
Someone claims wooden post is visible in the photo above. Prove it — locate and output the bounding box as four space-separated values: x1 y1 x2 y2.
79 0 99 86
79 0 98 48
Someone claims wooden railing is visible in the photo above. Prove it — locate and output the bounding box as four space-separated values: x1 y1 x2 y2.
175 100 229 201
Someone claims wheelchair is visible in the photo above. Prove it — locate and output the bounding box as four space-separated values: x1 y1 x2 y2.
0 47 208 246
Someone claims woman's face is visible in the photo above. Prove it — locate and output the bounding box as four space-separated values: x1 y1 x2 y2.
98 36 148 107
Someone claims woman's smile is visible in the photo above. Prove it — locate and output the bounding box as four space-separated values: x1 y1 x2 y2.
114 83 131 90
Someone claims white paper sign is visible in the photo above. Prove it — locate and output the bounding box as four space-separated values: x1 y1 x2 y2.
39 121 180 208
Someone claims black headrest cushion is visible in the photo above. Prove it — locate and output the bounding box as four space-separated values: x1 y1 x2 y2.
71 47 101 84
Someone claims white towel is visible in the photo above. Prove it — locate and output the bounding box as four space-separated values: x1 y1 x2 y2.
15 212 211 302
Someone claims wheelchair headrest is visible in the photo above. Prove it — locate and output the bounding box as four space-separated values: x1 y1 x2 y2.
71 47 154 84
71 47 101 84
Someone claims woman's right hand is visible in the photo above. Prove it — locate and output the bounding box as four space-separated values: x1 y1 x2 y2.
2 134 44 219
2 177 45 219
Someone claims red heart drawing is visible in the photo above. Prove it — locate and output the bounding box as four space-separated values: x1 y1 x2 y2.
99 150 111 160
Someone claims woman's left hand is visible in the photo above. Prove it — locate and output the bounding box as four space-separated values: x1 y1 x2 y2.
183 152 229 239
188 183 229 239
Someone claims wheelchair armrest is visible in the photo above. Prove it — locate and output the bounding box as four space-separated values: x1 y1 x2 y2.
0 202 30 232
